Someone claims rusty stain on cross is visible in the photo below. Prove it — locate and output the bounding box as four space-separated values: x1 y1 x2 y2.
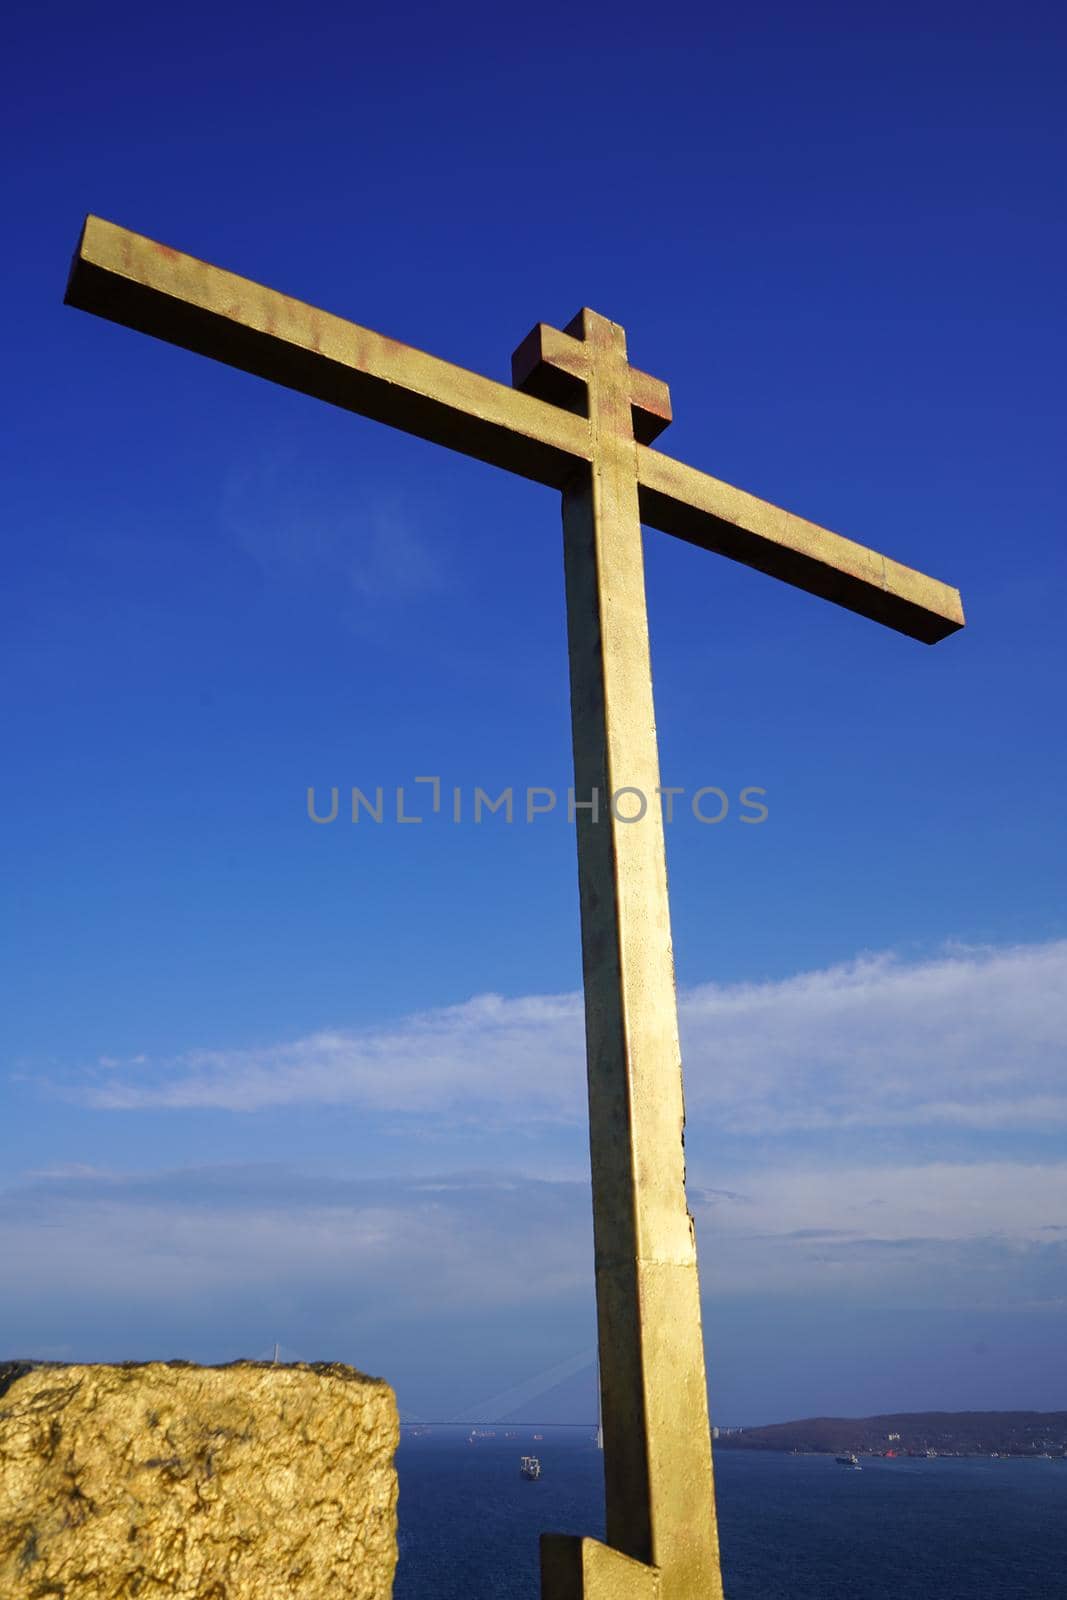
512 309 673 447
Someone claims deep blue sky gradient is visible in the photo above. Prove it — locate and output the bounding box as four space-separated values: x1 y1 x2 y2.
2 0 1065 1420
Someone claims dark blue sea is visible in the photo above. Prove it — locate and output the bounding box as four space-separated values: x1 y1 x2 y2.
394 1429 1066 1598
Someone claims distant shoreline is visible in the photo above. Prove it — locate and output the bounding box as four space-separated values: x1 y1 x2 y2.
712 1408 1067 1458
398 1408 1067 1459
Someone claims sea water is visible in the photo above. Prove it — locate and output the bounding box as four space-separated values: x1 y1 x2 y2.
393 1429 1066 1599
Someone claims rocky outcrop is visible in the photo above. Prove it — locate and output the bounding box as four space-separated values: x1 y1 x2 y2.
0 1359 398 1598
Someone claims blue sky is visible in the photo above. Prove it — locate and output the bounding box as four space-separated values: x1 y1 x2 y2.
2 0 1065 1425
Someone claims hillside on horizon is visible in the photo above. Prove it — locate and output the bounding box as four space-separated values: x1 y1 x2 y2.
714 1409 1067 1456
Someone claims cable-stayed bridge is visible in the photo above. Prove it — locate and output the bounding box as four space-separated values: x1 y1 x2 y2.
253 1342 600 1429
402 1347 600 1429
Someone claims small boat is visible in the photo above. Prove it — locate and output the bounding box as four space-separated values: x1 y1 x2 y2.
520 1455 542 1480
835 1453 861 1469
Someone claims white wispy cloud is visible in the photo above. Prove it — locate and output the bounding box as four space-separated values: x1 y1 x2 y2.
0 1168 592 1317
2 1161 1064 1326
9 942 1063 1400
222 454 447 607
693 1161 1067 1304
78 990 585 1118
72 940 1067 1136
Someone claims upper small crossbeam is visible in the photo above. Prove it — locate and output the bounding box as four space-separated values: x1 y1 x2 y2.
66 215 964 645
512 310 674 445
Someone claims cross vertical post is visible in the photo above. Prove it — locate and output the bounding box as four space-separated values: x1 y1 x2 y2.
524 312 721 1599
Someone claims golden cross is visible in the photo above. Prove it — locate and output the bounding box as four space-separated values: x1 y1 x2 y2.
65 216 965 1600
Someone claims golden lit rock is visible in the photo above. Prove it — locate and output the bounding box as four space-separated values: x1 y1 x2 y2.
0 1359 398 1598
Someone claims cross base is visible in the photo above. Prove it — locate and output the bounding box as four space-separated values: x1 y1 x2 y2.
541 1535 660 1600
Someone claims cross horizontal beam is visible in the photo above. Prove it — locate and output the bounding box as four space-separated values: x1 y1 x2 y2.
66 216 964 645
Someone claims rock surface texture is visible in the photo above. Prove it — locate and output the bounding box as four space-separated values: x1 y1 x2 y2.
0 1359 398 1599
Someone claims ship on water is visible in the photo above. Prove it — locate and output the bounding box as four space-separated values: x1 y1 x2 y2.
835 1452 861 1469
520 1455 542 1480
